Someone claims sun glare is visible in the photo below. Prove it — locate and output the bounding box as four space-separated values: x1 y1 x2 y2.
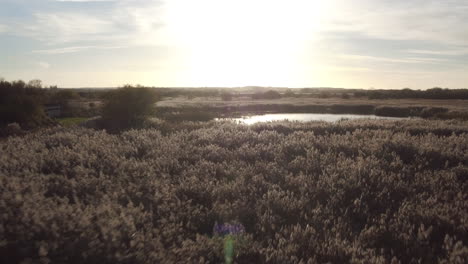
166 0 329 87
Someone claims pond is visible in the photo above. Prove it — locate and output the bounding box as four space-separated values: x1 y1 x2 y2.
217 113 412 125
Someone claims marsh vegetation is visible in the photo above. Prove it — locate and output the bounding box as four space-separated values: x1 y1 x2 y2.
1 119 467 263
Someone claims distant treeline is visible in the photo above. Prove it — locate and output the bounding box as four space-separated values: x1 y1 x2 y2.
152 87 468 100
355 87 468 100
153 87 220 98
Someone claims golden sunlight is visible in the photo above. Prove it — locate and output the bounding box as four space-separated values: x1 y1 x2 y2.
166 0 330 86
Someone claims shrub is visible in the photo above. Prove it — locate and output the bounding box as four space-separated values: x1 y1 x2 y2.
220 91 233 101
101 86 158 130
375 106 411 117
0 122 24 137
420 107 449 118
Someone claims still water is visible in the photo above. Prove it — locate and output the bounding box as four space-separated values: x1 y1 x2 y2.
218 113 409 125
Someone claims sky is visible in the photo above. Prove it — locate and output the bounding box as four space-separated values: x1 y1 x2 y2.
0 0 467 89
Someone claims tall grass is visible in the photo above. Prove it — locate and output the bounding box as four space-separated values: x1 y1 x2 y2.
1 120 467 263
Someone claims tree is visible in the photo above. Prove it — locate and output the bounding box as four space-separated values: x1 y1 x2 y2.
0 79 51 129
28 79 42 89
101 86 158 129
284 89 295 97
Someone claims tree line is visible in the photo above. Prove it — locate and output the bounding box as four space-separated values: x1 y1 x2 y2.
355 87 468 100
0 79 159 131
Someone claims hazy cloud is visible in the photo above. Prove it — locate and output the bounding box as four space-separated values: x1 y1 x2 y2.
5 0 165 46
32 45 122 54
55 0 116 2
0 24 7 33
337 54 448 65
323 0 468 45
407 48 468 56
37 61 51 69
25 12 118 43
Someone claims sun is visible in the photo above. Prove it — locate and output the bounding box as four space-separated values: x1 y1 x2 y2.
165 0 329 87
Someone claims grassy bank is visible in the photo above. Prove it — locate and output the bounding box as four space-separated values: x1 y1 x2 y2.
157 104 468 121
57 117 89 127
1 119 467 263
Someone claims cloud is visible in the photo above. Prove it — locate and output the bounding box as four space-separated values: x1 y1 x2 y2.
322 0 468 45
406 48 468 56
110 0 167 45
8 0 166 46
32 45 122 54
324 66 373 72
55 0 115 2
54 0 118 3
336 54 448 64
24 12 117 43
37 61 51 69
0 24 7 33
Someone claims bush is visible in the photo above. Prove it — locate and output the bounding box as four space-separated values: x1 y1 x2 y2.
0 123 24 137
420 107 449 118
101 86 158 130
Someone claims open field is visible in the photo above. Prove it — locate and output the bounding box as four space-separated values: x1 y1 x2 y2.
1 119 467 263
